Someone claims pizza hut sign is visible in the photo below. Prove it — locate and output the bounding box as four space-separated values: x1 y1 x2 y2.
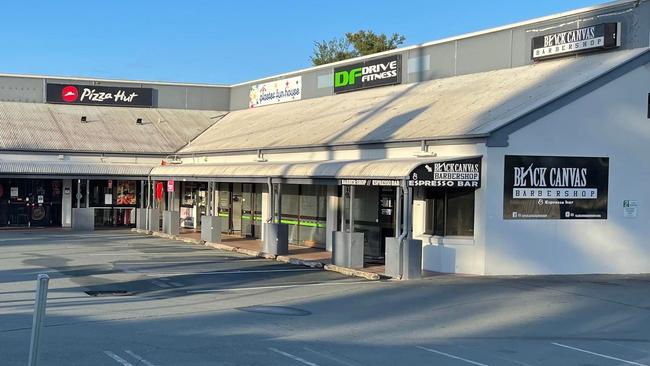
46 83 154 107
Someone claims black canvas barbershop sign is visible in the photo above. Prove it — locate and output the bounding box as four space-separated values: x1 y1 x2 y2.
334 55 401 93
531 23 620 61
46 83 154 107
504 156 609 220
408 157 482 188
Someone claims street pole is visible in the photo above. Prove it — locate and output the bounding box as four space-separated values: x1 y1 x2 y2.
28 274 49 366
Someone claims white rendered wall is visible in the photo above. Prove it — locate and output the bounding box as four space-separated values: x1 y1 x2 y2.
484 64 650 275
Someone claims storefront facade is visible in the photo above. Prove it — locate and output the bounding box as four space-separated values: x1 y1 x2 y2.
2 0 650 275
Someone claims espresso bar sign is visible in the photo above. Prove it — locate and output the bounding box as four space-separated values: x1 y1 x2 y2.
408 157 482 188
531 23 620 61
334 55 401 93
340 179 401 187
46 83 154 107
504 156 609 220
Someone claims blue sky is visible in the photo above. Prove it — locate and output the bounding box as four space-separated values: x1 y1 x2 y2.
3 0 598 84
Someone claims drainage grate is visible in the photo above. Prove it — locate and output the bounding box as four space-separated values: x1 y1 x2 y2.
84 290 134 297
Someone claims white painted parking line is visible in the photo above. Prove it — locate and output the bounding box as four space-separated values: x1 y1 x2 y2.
269 347 321 366
552 342 649 366
187 280 378 293
417 346 489 366
125 350 158 366
104 351 135 366
144 268 320 276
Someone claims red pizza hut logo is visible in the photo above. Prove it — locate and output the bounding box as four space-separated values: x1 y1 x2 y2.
61 85 79 102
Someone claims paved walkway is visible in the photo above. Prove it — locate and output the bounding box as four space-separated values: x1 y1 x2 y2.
177 228 387 277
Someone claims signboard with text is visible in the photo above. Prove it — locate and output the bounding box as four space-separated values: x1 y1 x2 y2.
249 76 302 108
46 83 154 107
531 23 621 61
503 155 609 220
408 157 482 189
334 55 401 93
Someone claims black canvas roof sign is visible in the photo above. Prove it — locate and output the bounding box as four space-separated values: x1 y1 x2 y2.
531 23 621 61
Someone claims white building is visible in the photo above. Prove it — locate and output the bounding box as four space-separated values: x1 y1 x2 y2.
1 0 649 276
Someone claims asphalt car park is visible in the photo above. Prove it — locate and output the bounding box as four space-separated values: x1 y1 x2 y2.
0 230 649 366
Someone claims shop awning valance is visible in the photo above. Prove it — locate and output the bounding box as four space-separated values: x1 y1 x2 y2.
150 156 482 187
0 161 154 177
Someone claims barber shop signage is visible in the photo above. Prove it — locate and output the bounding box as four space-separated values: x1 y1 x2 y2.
249 76 302 108
46 83 154 107
408 157 482 188
504 155 609 220
340 179 401 187
531 23 621 61
333 55 401 93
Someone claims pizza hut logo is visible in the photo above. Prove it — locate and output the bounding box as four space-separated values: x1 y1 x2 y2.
61 86 78 102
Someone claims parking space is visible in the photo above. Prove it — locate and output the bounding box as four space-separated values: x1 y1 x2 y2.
0 230 649 365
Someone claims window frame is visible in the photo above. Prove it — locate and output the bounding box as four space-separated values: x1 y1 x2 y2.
424 188 475 238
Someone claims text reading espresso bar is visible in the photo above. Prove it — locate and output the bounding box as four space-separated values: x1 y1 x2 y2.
513 188 597 199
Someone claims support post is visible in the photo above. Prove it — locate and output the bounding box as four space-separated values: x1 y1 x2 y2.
76 179 81 208
28 274 49 366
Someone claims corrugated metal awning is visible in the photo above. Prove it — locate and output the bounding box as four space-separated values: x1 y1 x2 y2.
150 157 478 182
0 161 154 177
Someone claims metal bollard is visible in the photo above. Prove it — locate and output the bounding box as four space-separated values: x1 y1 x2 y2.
27 274 49 366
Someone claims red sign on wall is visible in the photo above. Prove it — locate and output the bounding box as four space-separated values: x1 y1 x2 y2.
167 180 175 193
155 182 164 201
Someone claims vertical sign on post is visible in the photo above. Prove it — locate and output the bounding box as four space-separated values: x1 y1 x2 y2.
167 180 175 193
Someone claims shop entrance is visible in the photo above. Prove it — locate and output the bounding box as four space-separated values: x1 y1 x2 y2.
0 179 63 228
180 182 207 230
218 183 263 239
349 186 396 265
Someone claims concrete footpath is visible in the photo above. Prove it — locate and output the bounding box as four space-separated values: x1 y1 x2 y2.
133 228 384 280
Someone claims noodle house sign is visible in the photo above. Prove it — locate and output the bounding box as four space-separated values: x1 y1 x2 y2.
46 83 154 107
532 23 621 61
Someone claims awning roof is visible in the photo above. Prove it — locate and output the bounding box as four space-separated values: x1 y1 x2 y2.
150 156 479 182
0 161 154 177
0 102 226 154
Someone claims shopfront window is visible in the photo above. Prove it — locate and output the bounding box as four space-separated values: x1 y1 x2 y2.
425 189 475 237
280 184 327 248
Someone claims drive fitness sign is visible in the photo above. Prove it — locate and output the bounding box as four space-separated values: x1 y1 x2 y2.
46 83 154 107
503 156 609 220
531 23 621 61
333 55 401 93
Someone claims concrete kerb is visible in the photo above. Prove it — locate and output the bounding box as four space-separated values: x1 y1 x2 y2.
130 229 381 281
324 264 382 281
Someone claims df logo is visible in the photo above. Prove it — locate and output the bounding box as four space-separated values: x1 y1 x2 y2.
334 68 362 87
